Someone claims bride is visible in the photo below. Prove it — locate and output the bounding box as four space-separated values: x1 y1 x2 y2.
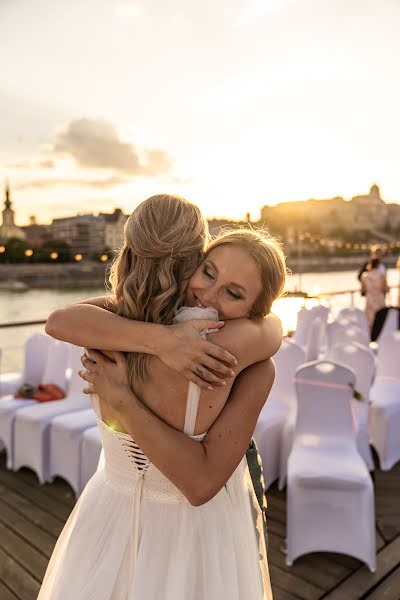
39 194 286 599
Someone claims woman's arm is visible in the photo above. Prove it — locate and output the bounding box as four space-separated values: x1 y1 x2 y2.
80 351 274 506
381 274 389 295
206 313 282 371
45 298 237 389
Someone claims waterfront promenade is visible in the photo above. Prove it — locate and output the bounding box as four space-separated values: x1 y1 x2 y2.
1 255 399 288
0 449 399 600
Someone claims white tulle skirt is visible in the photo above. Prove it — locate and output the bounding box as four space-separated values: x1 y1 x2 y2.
38 458 272 600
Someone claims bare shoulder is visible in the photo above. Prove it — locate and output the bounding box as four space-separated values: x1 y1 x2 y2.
207 314 282 369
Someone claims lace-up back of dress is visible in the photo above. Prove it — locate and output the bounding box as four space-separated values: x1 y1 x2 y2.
91 305 216 503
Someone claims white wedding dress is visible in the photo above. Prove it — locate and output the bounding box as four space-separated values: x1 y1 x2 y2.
38 307 273 600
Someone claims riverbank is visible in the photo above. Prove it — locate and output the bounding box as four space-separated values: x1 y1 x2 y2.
0 255 398 288
0 263 109 289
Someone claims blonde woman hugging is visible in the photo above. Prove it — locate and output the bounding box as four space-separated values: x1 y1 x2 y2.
39 194 286 600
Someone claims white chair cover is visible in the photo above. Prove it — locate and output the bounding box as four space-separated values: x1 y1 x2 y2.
79 425 102 494
338 307 369 337
49 408 97 495
305 317 324 362
375 330 400 379
0 332 52 396
327 342 375 470
369 331 400 470
293 305 329 349
328 323 370 349
287 361 376 572
254 339 306 490
12 343 89 482
0 333 53 467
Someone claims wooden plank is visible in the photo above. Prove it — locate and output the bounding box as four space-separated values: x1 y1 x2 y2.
267 545 350 591
0 547 40 600
323 536 400 600
272 584 303 600
0 522 48 581
0 496 57 557
0 581 18 600
0 453 75 508
18 471 75 508
365 566 400 599
0 487 64 537
0 468 73 521
269 564 324 600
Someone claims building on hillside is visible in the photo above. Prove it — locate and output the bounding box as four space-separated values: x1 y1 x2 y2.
99 208 128 251
0 181 26 242
260 185 400 237
49 214 105 255
22 216 51 248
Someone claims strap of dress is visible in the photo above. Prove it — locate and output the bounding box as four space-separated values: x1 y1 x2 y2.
183 382 201 436
183 325 217 436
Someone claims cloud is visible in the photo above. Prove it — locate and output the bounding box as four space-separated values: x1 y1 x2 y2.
14 175 128 191
51 117 173 176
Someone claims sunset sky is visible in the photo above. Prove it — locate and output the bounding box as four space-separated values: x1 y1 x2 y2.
1 0 400 224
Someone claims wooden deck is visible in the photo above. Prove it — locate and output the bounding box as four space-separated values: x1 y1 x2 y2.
0 449 399 600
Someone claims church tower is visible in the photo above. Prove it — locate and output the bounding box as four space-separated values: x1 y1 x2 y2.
0 180 26 242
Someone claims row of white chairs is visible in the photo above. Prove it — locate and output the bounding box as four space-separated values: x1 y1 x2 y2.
0 334 102 495
255 302 400 570
256 328 400 491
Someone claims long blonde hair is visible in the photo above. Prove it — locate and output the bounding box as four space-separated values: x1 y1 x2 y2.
109 194 208 388
206 228 287 317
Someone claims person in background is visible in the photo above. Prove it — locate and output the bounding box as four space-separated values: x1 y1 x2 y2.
358 245 386 289
361 258 389 331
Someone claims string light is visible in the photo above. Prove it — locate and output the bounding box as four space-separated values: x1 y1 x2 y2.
74 253 83 261
24 249 33 257
100 254 108 262
50 251 58 260
0 245 5 253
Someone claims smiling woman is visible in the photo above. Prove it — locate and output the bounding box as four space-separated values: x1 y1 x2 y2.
187 229 286 320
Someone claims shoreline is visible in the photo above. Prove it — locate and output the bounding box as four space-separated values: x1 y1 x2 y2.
0 256 398 289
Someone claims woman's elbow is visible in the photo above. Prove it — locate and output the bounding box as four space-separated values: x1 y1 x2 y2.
186 481 221 507
45 309 64 339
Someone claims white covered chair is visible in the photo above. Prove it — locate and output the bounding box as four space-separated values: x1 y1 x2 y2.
49 408 97 496
328 323 370 350
287 361 376 572
327 342 375 470
12 343 89 482
254 339 306 489
293 305 329 350
0 333 53 468
338 307 369 338
0 332 52 397
79 425 102 494
369 331 400 470
305 317 324 362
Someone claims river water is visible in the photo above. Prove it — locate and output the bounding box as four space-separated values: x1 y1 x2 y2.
1 269 399 373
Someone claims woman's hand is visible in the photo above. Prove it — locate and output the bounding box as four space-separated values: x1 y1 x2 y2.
156 320 237 389
79 350 132 414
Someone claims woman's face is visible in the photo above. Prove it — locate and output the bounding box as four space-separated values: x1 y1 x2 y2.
186 244 262 320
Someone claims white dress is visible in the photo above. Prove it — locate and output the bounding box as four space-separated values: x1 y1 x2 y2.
38 307 273 600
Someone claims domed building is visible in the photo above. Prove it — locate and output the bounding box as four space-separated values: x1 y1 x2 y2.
349 184 389 230
0 181 26 243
